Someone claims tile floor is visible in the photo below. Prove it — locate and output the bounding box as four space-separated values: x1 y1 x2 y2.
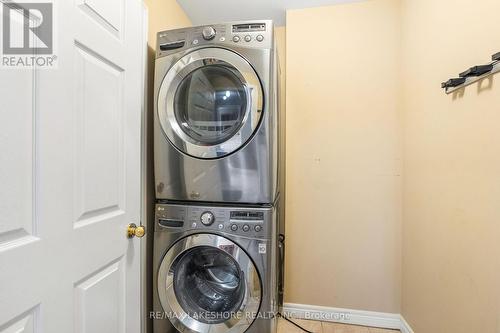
277 318 401 333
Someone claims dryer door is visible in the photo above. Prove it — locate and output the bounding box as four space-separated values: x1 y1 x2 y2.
157 48 264 159
157 234 262 333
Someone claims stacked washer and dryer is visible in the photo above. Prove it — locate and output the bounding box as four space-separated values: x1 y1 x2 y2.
152 21 285 333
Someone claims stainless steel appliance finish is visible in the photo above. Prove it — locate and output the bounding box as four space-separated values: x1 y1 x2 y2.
154 20 281 204
153 202 280 333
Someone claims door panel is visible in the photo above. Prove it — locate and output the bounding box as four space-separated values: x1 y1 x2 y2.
79 0 123 34
74 258 125 333
0 6 36 253
74 43 125 226
0 1 146 333
0 306 39 333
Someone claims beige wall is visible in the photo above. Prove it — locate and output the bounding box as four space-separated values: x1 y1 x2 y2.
285 0 402 313
401 0 500 332
143 0 191 49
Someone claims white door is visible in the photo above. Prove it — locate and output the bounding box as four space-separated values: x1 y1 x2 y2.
0 1 146 333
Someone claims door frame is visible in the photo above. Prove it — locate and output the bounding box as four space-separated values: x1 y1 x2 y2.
140 3 149 333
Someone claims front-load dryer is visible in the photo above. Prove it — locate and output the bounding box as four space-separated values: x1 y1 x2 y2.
153 202 281 333
154 21 280 204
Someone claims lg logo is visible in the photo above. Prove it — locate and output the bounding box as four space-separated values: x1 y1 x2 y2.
2 2 53 55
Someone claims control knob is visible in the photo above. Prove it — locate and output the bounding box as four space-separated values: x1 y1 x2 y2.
202 26 216 40
200 211 215 226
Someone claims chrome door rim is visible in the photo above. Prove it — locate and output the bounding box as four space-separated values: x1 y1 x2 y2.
157 48 264 159
157 234 262 333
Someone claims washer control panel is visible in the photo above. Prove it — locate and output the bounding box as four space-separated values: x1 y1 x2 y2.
156 20 273 57
232 22 266 45
155 204 270 238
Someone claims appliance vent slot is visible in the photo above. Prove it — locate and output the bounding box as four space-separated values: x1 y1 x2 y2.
232 23 266 33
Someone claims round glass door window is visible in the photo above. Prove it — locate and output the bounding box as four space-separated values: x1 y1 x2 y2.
174 65 248 146
157 234 261 332
157 48 264 159
172 246 246 324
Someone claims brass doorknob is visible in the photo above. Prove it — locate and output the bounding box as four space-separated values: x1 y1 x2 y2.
127 223 146 238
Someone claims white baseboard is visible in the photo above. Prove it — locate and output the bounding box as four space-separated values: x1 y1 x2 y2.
400 316 415 333
283 303 415 332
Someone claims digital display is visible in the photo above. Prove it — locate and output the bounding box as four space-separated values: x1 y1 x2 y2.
232 23 266 33
230 211 264 220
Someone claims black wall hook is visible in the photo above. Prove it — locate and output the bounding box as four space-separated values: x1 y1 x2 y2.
442 51 500 93
441 78 466 89
459 64 494 78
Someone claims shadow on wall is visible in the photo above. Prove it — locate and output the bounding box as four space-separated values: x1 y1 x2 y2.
144 45 156 333
452 76 495 100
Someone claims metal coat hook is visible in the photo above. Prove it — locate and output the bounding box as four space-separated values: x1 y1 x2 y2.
442 52 500 94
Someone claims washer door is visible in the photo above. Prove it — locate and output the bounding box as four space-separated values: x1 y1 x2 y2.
158 234 262 333
157 48 264 159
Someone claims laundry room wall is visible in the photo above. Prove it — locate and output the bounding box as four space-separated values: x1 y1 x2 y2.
143 0 192 50
400 0 500 332
285 0 402 313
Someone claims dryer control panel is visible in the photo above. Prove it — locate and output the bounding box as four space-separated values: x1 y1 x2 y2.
155 203 273 239
156 20 273 58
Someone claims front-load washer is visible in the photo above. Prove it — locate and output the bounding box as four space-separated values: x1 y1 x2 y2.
153 201 282 333
154 21 281 204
